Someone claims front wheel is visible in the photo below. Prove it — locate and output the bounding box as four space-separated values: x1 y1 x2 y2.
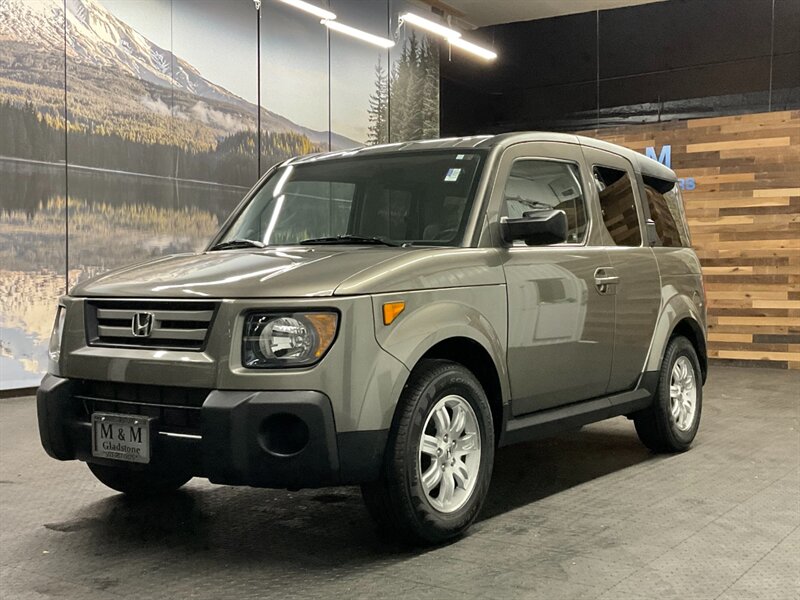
361 359 495 545
87 462 192 496
633 336 703 453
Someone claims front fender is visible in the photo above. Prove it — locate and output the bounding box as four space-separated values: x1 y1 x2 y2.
643 280 707 377
370 286 510 405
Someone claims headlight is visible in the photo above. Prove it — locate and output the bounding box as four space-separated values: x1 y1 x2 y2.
242 311 338 368
47 305 66 375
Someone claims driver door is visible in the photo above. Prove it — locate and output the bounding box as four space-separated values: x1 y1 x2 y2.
487 142 615 416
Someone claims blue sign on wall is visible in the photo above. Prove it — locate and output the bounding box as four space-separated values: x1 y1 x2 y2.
645 144 671 168
644 144 695 190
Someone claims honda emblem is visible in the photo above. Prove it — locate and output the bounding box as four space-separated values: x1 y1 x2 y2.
132 312 154 337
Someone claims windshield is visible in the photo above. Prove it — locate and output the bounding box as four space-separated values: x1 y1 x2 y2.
215 150 486 248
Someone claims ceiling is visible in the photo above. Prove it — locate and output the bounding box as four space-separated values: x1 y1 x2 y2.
437 0 665 28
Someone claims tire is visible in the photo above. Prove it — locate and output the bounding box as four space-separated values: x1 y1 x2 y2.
361 359 495 545
634 336 703 453
87 462 191 496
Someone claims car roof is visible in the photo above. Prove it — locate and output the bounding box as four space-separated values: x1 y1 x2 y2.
287 131 677 182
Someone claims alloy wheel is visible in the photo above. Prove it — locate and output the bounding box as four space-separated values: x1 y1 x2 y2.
669 356 697 432
418 394 482 513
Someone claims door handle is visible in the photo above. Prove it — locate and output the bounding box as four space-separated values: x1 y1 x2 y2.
595 274 620 285
594 268 619 294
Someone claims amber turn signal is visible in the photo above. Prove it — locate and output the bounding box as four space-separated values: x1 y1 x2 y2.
382 301 405 326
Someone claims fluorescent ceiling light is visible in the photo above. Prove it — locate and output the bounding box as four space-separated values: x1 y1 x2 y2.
449 37 497 61
322 20 395 48
399 12 461 40
276 0 336 21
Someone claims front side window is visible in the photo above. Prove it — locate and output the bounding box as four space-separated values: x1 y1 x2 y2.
643 176 691 247
501 159 589 244
216 151 485 247
593 165 642 247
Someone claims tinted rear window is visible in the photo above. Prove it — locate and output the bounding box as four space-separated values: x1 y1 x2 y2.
643 176 691 247
593 166 642 247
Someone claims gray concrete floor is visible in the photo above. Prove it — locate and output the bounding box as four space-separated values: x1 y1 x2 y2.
1 365 798 600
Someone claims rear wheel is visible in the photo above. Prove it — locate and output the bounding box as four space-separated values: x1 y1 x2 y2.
361 359 494 545
87 462 191 496
634 336 702 452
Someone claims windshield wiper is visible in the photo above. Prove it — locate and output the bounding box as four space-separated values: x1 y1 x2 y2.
298 235 399 247
208 239 266 251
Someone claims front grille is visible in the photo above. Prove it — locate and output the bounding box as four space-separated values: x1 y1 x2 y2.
74 380 209 436
86 300 218 350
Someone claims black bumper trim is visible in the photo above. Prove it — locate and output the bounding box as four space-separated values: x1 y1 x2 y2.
37 375 78 461
338 430 389 484
36 375 387 489
202 389 341 488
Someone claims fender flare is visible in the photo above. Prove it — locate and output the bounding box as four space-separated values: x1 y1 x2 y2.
643 287 707 380
374 299 511 406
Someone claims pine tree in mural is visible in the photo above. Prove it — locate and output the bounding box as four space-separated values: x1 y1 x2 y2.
420 40 440 140
366 33 440 145
389 41 412 142
367 60 389 145
400 34 424 141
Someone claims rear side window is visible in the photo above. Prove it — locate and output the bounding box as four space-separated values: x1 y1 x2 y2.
593 166 642 247
643 177 691 247
502 159 588 243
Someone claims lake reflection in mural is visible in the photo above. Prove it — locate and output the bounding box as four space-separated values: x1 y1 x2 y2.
0 159 243 387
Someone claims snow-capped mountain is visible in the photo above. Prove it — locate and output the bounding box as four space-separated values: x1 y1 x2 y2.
0 0 356 148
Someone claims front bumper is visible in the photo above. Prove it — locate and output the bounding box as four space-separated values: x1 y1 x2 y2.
37 374 387 489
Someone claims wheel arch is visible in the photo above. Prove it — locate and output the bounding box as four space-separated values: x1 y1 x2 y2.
417 337 505 443
644 290 708 384
670 317 708 382
369 292 510 434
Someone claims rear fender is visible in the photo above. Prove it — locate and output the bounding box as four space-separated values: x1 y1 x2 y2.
643 284 707 380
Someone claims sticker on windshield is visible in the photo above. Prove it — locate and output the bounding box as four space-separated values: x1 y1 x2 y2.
444 168 462 182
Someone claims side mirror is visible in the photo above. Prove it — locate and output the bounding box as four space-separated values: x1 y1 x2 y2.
501 209 568 246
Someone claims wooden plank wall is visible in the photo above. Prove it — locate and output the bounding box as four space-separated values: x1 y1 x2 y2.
579 110 800 369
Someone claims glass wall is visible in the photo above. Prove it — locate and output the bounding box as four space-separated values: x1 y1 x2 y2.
0 0 67 388
0 0 442 389
260 0 331 171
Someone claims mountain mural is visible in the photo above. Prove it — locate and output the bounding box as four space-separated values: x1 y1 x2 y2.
0 0 357 169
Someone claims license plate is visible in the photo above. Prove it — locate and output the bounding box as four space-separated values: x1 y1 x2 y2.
92 413 152 464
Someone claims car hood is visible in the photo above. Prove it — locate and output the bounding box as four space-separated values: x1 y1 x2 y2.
69 247 405 299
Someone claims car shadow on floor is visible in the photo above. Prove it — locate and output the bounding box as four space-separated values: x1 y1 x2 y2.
49 422 654 569
481 425 651 520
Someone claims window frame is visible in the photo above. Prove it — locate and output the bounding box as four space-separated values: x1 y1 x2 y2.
590 162 648 249
499 156 593 248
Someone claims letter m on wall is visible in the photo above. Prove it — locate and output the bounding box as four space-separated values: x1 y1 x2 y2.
645 145 671 168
